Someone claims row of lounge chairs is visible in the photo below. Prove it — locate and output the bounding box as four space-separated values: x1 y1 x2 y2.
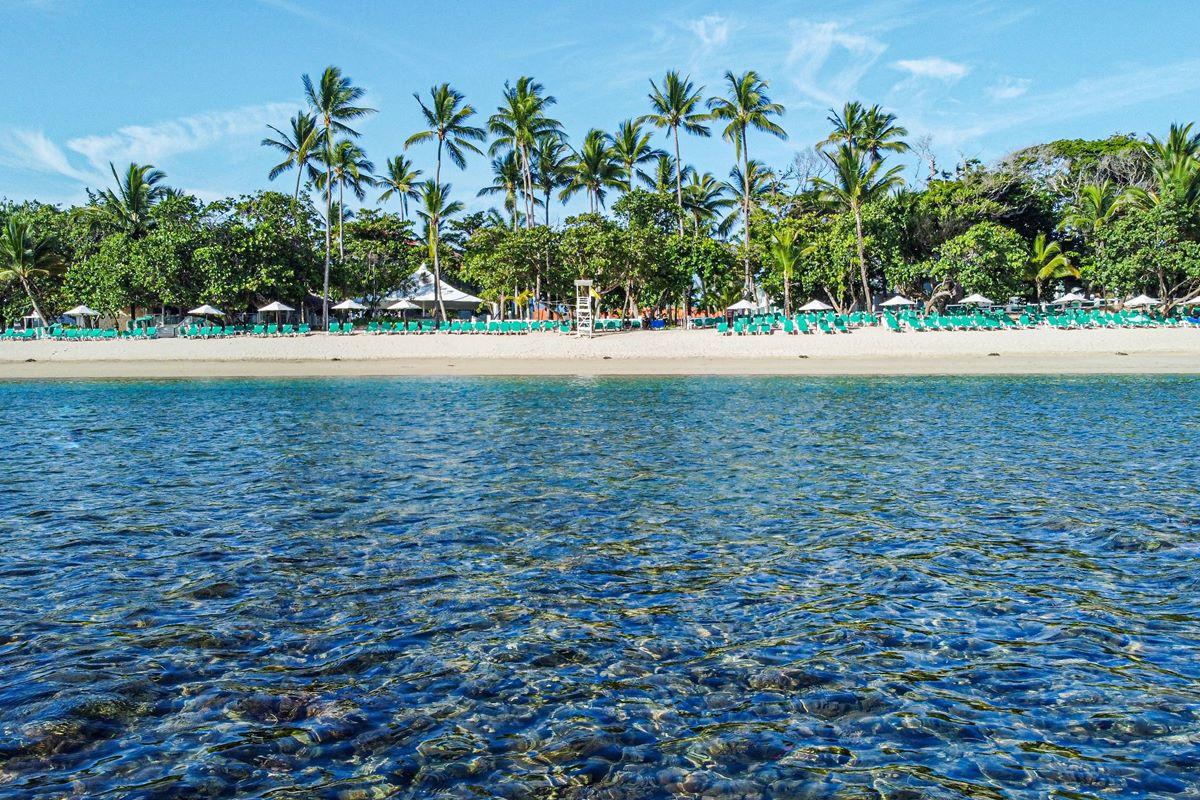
359 319 572 334
1 326 157 340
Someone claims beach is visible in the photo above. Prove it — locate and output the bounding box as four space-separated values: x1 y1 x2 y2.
1 327 1198 378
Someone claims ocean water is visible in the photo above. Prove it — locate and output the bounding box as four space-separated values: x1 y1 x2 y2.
0 376 1198 799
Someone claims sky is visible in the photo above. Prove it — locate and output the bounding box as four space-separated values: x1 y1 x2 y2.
2 0 1199 221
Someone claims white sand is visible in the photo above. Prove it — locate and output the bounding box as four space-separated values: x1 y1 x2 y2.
1 327 1198 378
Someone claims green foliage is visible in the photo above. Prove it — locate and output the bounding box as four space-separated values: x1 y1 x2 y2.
890 222 1027 302
1089 201 1200 301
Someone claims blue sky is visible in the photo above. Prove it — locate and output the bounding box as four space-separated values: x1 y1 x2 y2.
2 0 1199 221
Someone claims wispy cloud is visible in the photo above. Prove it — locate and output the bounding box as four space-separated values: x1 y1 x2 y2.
685 14 730 49
0 128 103 184
785 20 887 107
893 56 969 82
254 0 418 65
65 102 294 174
987 76 1031 101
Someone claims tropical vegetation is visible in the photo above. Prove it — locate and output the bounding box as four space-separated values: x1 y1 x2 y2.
4 64 1200 328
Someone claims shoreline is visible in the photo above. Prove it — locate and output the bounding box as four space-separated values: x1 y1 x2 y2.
1 328 1198 378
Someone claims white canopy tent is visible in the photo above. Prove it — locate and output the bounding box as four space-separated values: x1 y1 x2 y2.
1124 294 1161 307
382 266 484 313
387 299 420 311
258 300 294 313
64 304 100 319
726 299 759 312
960 293 995 305
1052 292 1087 305
880 295 915 307
798 299 834 312
332 299 367 311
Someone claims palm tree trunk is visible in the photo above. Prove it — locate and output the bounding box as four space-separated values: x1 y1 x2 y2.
293 166 303 204
854 202 871 311
432 222 447 322
338 181 345 261
322 141 332 330
19 276 46 330
673 126 684 235
741 128 752 298
784 270 791 317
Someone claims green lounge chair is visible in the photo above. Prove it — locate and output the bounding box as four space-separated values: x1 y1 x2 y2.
298 323 310 335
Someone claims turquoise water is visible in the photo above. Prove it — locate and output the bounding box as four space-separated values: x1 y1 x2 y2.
1 376 1198 799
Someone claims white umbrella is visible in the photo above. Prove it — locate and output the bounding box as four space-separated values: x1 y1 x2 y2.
726 299 758 312
188 304 224 316
332 299 366 311
387 299 420 311
960 293 995 305
880 295 915 307
1052 292 1086 305
257 300 294 313
798 299 834 312
64 304 100 318
1125 294 1161 307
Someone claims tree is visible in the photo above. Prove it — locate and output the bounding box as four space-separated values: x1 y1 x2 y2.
302 65 375 328
315 139 374 260
682 172 735 235
262 111 321 203
1027 233 1079 300
0 219 61 325
478 152 527 229
415 180 463 321
532 136 571 226
488 77 563 229
707 70 787 296
767 222 814 316
641 71 710 233
405 83 486 190
820 101 909 162
1060 180 1125 239
375 155 422 221
84 162 169 238
560 129 625 213
812 144 905 309
607 119 665 192
1126 123 1200 212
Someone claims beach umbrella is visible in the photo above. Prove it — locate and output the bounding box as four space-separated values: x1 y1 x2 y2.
880 295 915 307
387 299 420 311
188 304 224 317
1052 292 1086 305
798 299 833 312
1125 294 1161 307
64 304 100 318
257 300 295 326
726 299 758 313
960 293 994 305
331 299 366 311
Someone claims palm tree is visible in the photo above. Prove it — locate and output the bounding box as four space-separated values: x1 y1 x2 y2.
640 71 710 231
607 119 665 192
682 172 735 235
488 77 564 228
315 140 374 259
479 152 526 229
262 111 321 203
812 144 905 310
375 155 422 221
415 179 463 321
641 154 693 195
532 136 571 225
820 102 909 162
768 225 814 317
1060 181 1124 239
0 219 60 326
87 162 169 237
560 129 625 213
1028 233 1079 301
303 65 375 328
1127 123 1200 212
707 70 787 296
405 83 486 191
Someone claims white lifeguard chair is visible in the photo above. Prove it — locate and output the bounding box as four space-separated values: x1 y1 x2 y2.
574 279 594 338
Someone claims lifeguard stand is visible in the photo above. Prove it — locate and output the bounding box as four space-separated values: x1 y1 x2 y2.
574 279 594 337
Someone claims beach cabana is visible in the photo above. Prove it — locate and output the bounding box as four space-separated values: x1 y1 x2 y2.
798 299 833 312
880 295 915 307
1125 294 1161 307
960 293 994 305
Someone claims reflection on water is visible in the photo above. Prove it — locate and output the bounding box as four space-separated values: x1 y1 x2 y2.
0 376 1198 799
